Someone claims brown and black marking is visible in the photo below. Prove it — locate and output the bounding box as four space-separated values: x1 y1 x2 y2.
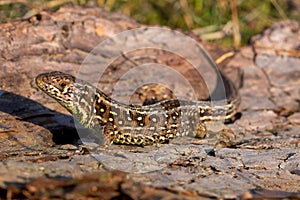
36 71 240 146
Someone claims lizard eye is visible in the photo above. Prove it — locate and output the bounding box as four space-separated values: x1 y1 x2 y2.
59 82 66 88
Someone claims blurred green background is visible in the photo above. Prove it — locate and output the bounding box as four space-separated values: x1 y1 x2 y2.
0 0 299 47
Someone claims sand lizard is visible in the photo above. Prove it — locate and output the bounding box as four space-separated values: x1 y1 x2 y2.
36 71 240 146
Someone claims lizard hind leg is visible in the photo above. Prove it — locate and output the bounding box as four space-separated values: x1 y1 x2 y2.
189 120 207 145
215 128 237 147
195 120 207 139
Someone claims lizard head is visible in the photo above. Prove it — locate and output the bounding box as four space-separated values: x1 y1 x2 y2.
36 71 76 105
35 71 97 122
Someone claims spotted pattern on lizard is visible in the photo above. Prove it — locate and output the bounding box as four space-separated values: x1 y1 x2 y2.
35 71 240 146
